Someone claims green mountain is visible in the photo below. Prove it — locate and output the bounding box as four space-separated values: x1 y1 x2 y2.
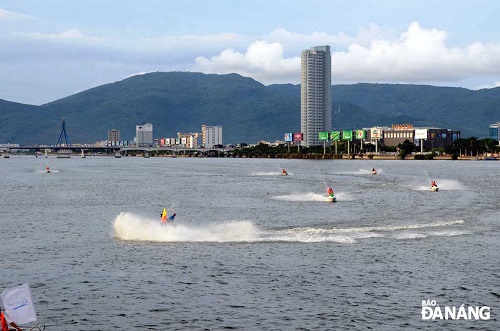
0 72 498 145
42 72 300 144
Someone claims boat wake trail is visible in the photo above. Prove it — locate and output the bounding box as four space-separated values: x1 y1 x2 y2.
272 192 326 202
339 168 383 175
252 171 290 176
272 192 353 202
415 179 465 191
114 213 469 244
113 212 260 242
264 220 469 243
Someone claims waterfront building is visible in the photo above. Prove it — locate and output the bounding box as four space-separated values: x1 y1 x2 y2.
300 45 332 147
489 122 500 141
107 129 120 144
158 138 178 146
411 127 460 149
379 124 460 149
201 125 222 148
177 132 201 148
382 124 416 147
136 123 153 147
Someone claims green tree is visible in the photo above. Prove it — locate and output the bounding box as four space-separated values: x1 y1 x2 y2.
398 140 416 159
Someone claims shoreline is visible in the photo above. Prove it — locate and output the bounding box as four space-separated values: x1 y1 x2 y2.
4 153 495 161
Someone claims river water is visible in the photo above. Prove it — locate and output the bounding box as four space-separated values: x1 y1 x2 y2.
1 156 498 330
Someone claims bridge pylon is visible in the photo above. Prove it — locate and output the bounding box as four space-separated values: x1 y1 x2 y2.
56 119 71 146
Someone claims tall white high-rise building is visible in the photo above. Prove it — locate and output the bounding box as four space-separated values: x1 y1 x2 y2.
300 45 332 147
201 125 222 148
136 123 153 146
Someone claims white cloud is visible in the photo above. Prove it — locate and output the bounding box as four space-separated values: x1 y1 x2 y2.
13 29 103 42
333 22 500 83
475 81 500 90
6 28 247 66
194 22 500 86
0 8 35 22
127 70 161 78
266 23 395 50
194 41 300 84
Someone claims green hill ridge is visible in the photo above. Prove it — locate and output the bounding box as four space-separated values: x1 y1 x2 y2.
1 72 499 145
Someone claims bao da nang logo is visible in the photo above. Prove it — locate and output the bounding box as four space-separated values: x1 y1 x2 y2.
422 299 490 320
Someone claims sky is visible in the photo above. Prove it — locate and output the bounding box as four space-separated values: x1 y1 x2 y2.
1 0 500 105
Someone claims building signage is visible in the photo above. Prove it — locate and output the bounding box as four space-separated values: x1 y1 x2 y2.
330 131 341 141
415 129 428 140
392 123 414 130
356 130 366 139
371 128 381 140
342 130 352 140
284 133 293 142
318 131 329 141
293 132 303 141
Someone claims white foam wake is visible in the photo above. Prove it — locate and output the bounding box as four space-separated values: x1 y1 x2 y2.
272 192 353 202
113 212 260 242
415 179 465 191
113 213 468 244
272 192 327 202
337 168 382 175
252 171 286 176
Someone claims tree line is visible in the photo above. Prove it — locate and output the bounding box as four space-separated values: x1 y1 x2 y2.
229 137 499 159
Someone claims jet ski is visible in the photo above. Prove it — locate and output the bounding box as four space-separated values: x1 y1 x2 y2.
327 194 337 202
430 186 439 192
371 169 377 175
45 166 51 173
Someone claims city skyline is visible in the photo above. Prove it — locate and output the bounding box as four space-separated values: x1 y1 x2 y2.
1 1 500 105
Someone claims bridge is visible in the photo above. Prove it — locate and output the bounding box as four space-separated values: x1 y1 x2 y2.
1 120 235 157
2 145 235 157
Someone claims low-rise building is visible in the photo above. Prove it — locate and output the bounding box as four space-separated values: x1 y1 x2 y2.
362 124 460 150
414 128 461 149
177 132 201 148
107 129 120 144
382 124 415 147
489 122 500 141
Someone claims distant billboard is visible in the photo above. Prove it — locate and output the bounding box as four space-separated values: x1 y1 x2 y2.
284 133 293 142
330 131 341 141
293 132 303 141
318 131 329 141
356 130 366 139
415 129 428 140
342 130 352 140
392 123 414 130
371 128 381 140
